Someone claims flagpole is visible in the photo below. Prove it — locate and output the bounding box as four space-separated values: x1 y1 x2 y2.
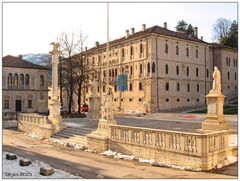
106 2 109 119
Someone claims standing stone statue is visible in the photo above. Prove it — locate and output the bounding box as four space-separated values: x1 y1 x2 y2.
91 79 98 96
87 79 100 119
211 66 222 94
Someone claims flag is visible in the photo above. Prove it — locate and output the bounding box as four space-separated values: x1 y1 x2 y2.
118 74 128 91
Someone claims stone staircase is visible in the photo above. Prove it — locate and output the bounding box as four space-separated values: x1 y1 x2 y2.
52 126 95 146
226 89 238 104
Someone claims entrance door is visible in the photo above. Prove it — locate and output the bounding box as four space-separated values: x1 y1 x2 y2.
15 100 22 112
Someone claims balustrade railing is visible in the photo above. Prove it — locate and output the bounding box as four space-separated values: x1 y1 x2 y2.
109 124 228 156
18 113 49 125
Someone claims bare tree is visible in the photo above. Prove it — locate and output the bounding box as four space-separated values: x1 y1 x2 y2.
58 31 81 113
213 18 231 42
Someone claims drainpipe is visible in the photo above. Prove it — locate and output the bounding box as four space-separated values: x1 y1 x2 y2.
156 36 159 111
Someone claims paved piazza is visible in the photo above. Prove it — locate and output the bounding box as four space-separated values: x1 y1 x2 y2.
63 113 237 133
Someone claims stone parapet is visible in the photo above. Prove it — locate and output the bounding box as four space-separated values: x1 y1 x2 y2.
87 124 231 171
18 113 54 139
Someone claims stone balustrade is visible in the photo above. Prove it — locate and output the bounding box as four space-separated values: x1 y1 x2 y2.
107 124 229 171
18 113 49 125
18 113 54 139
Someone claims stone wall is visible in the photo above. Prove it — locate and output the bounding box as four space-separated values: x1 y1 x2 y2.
18 113 54 139
87 124 230 171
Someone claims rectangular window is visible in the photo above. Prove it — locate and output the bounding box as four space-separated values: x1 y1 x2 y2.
103 85 106 93
4 100 9 109
28 100 32 108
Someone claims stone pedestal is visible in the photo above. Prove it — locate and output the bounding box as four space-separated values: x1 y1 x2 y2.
202 92 229 131
87 96 100 120
87 94 116 151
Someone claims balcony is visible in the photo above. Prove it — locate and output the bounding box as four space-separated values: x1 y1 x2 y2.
7 85 30 90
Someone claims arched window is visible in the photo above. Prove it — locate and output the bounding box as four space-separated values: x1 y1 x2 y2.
186 66 189 76
14 73 18 85
186 47 189 57
176 83 180 91
20 74 24 85
152 62 155 73
196 49 198 58
122 48 125 58
40 75 44 86
228 72 230 80
176 66 179 75
187 83 190 92
4 95 10 109
130 66 133 75
147 62 150 73
140 64 143 74
165 82 169 91
196 68 199 77
140 42 143 54
8 73 12 85
197 84 199 92
139 82 143 91
176 45 179 55
130 46 133 58
129 83 133 91
115 68 118 77
25 74 30 85
114 84 117 92
165 43 168 54
165 64 169 74
112 69 114 77
226 57 228 66
109 70 111 77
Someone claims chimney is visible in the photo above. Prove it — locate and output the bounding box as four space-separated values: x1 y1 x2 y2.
142 24 146 31
131 28 135 34
194 27 198 37
126 30 129 39
95 41 99 47
201 36 203 41
163 22 167 29
18 55 22 59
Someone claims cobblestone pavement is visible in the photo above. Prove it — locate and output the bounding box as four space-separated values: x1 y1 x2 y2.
3 129 237 178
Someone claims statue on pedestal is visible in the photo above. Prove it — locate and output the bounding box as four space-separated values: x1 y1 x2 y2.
202 66 228 131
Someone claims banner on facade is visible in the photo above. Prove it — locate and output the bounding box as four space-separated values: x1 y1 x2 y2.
118 74 128 91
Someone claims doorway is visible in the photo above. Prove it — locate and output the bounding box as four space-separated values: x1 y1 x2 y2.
15 100 22 112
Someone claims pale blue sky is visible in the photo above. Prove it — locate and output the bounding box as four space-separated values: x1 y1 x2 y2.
2 2 237 56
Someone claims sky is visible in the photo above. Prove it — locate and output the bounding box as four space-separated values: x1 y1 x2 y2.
2 2 238 56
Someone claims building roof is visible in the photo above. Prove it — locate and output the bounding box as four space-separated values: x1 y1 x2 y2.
2 55 49 70
211 43 237 52
86 25 208 53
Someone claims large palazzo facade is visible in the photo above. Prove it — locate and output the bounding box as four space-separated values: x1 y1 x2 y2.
2 55 49 120
66 23 237 113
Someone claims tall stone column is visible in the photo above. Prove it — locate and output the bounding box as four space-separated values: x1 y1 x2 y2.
48 42 63 132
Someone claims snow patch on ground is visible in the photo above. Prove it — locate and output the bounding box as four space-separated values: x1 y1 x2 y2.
27 132 43 140
216 156 238 169
49 138 97 153
3 152 81 178
229 134 237 147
